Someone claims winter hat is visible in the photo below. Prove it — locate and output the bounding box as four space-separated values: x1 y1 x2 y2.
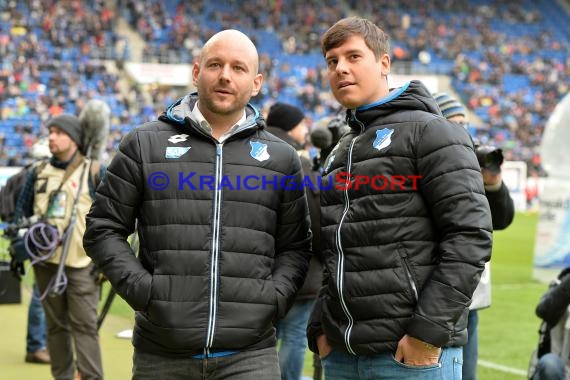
46 114 82 147
433 93 466 119
266 102 305 131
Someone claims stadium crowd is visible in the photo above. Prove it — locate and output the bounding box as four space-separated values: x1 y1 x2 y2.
0 0 569 177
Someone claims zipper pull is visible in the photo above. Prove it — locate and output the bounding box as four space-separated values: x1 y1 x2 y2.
216 144 223 156
349 109 365 133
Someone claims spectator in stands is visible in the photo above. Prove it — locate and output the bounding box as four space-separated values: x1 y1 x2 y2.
306 17 493 379
1 0 567 187
266 102 323 380
435 92 515 380
83 29 312 379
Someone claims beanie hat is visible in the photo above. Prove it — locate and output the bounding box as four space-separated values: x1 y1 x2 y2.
433 93 466 119
266 102 305 132
46 114 82 147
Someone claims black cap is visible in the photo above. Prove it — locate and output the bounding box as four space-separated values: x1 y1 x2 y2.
266 102 305 131
46 114 82 147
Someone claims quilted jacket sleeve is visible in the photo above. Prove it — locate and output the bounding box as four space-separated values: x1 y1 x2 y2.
536 272 570 326
83 130 152 311
486 181 515 231
272 150 312 319
407 117 493 347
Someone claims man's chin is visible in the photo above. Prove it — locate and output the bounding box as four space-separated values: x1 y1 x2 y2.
211 102 243 116
336 97 360 109
333 91 360 109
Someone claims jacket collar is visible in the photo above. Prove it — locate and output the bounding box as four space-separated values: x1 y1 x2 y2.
346 80 443 130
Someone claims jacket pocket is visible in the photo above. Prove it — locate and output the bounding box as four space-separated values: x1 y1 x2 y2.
272 283 287 320
390 355 441 370
398 246 419 302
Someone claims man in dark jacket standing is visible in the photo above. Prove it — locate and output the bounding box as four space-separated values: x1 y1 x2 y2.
84 29 312 379
434 92 515 380
266 102 323 380
16 114 104 380
306 17 493 379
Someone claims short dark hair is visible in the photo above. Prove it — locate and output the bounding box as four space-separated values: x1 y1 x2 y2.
321 17 390 60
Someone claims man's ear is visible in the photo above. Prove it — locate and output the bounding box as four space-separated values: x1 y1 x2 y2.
192 62 200 87
251 73 263 97
379 53 391 76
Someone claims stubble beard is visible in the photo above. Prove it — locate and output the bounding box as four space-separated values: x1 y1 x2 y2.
203 91 249 117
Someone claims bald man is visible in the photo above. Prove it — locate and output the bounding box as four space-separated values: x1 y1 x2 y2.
84 29 312 379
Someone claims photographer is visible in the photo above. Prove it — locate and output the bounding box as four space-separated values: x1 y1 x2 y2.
14 114 104 379
435 92 515 380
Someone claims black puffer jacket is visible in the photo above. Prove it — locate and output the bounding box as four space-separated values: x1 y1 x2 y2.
266 126 322 301
486 181 515 230
84 94 312 357
307 81 493 356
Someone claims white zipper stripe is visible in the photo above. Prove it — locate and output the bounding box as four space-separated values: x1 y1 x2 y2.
335 134 359 355
402 259 419 301
206 143 224 349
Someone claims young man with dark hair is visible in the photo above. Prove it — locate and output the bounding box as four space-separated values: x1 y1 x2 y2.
434 92 514 380
307 17 493 379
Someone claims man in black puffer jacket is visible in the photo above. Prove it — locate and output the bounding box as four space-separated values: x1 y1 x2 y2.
83 30 312 380
435 92 515 380
266 102 323 380
306 17 493 379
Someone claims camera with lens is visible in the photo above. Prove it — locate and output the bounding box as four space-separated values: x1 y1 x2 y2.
475 145 504 174
326 113 350 145
2 216 41 264
3 217 33 239
310 113 350 172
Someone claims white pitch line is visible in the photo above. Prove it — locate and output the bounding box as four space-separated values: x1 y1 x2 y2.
493 283 543 290
478 359 527 377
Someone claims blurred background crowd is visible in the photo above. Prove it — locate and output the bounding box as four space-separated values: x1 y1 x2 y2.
0 0 569 178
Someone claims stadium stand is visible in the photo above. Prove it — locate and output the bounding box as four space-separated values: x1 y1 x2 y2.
0 0 568 174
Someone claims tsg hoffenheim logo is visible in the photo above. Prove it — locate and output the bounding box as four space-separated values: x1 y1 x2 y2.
250 141 270 162
373 128 394 151
165 147 190 159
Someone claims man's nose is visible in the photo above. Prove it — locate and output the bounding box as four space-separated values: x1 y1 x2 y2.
336 58 349 74
219 65 231 81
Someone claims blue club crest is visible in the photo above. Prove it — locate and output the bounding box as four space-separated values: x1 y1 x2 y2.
373 128 394 151
165 146 191 159
250 141 270 162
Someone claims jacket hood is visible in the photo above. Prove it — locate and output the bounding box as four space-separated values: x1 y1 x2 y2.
159 93 265 134
347 80 443 128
